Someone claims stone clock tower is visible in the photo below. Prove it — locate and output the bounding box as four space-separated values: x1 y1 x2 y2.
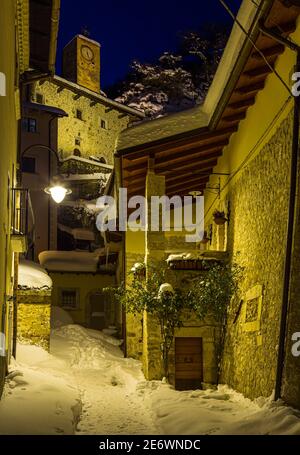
62 34 101 93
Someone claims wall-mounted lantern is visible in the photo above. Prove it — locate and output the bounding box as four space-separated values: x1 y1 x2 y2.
44 183 72 203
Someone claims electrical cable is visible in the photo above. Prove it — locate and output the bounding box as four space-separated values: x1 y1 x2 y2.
204 95 293 219
218 0 292 95
249 0 300 46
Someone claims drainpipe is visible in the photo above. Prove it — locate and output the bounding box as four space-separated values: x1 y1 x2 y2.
259 22 300 400
48 0 61 75
48 115 56 251
275 55 300 400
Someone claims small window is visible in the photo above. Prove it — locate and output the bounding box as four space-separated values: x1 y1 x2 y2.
100 119 107 129
22 117 37 133
36 93 44 104
76 109 82 120
75 137 81 146
60 288 79 309
99 156 106 164
21 157 36 173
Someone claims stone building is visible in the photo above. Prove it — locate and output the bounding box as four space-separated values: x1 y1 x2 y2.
19 32 144 335
17 260 53 350
113 0 300 408
0 0 61 398
27 34 144 165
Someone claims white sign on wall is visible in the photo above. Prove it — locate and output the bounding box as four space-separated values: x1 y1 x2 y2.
0 72 6 96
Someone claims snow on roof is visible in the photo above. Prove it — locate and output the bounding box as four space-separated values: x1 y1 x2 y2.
39 250 101 272
61 173 108 181
53 75 145 119
59 199 100 213
58 224 95 241
60 154 113 170
117 0 258 152
117 106 208 151
18 259 53 290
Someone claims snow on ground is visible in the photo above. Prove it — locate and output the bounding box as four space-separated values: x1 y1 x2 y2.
145 383 300 435
50 325 158 435
0 346 80 435
1 323 300 435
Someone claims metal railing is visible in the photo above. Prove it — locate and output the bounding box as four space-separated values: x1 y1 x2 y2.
11 188 29 236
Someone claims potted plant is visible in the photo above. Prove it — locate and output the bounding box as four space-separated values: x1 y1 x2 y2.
213 210 227 225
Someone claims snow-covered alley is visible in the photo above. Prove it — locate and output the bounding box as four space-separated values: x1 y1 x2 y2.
1 324 300 435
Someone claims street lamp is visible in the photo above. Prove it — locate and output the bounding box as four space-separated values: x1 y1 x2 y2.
21 144 72 203
44 184 72 203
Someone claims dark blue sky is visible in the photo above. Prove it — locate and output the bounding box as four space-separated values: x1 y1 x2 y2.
57 0 241 90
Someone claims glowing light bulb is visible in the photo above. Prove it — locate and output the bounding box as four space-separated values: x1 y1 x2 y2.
44 185 71 203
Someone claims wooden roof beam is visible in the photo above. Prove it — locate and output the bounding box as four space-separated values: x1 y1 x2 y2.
244 64 273 78
125 165 215 195
158 159 218 174
251 43 285 60
123 154 220 182
123 140 228 173
122 126 238 161
222 112 247 123
155 141 228 166
235 80 265 94
166 172 209 184
167 177 209 192
156 150 222 172
228 98 255 109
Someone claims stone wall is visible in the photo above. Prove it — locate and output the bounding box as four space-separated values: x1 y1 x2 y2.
32 80 129 164
17 289 51 350
282 145 300 409
125 252 144 360
219 113 292 399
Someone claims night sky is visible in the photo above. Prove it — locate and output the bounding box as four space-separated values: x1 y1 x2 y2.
57 0 242 90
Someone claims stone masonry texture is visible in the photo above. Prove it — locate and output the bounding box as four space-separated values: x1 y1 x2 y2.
17 289 51 350
220 112 293 399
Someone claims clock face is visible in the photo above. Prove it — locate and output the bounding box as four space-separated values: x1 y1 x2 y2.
81 45 94 61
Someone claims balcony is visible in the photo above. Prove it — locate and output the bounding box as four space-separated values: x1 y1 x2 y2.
11 188 30 253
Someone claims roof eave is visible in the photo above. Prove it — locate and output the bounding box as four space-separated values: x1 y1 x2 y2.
52 75 145 119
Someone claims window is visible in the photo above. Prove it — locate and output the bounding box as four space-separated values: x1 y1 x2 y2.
21 157 36 173
22 117 37 133
76 109 82 120
60 288 79 309
75 137 81 146
100 119 108 129
36 93 44 104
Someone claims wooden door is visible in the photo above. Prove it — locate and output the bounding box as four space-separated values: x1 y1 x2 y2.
175 337 203 390
89 292 106 330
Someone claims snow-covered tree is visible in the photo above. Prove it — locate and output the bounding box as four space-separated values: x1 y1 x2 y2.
108 24 229 119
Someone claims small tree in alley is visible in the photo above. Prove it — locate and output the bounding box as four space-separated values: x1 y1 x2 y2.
106 259 242 382
107 264 187 380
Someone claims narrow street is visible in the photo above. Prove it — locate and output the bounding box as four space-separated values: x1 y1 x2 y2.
1 324 300 435
50 325 159 435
